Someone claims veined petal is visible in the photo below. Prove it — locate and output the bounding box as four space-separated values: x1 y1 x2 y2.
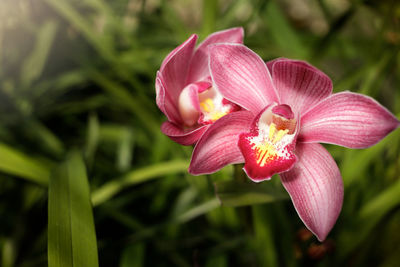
266 57 289 73
272 60 332 115
280 143 343 242
187 27 244 84
156 71 182 124
178 82 206 127
239 105 299 182
160 34 198 108
189 111 254 175
209 44 279 114
299 92 400 148
161 121 207 146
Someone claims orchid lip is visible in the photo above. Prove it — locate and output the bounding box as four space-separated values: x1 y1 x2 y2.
238 104 299 181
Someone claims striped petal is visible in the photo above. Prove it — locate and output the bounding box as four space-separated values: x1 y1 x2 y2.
299 92 400 148
189 111 254 175
159 34 198 110
161 121 207 146
272 60 332 115
209 44 279 114
280 143 343 241
156 71 181 124
266 57 289 73
187 27 244 83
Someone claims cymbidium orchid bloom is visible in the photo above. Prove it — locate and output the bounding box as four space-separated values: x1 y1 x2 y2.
188 44 400 241
156 28 243 145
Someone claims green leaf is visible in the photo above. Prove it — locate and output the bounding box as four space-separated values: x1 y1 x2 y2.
85 112 100 165
89 71 159 135
205 255 227 267
214 180 289 207
91 160 189 206
341 130 400 188
359 177 400 227
44 0 114 61
201 0 218 36
338 178 400 259
1 238 16 267
0 143 51 185
21 20 58 88
263 0 309 59
252 206 278 267
119 244 145 267
172 198 220 224
26 120 65 157
48 151 99 267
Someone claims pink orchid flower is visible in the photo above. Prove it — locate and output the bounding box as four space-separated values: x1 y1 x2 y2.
189 44 400 241
156 28 243 145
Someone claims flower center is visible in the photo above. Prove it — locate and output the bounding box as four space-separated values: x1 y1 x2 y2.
198 88 236 124
178 81 238 127
238 104 298 181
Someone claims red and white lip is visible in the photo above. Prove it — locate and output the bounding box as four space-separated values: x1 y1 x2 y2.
239 104 299 182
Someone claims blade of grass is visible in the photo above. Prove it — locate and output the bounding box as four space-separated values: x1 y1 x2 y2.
116 127 133 172
252 205 278 267
44 0 114 61
91 159 189 206
20 20 58 88
312 6 355 60
214 180 289 207
263 0 309 59
201 0 217 36
338 178 400 259
128 198 220 242
0 21 3 76
48 151 99 267
341 130 400 188
26 120 65 158
119 244 145 267
45 0 155 105
160 0 189 40
172 198 220 224
1 238 15 267
89 71 159 135
85 112 100 166
0 143 51 185
359 52 391 96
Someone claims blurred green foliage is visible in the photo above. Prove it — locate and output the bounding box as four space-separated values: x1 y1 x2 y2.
0 0 399 266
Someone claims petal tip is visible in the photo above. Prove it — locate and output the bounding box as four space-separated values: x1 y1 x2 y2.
230 26 244 39
280 143 343 243
161 122 207 146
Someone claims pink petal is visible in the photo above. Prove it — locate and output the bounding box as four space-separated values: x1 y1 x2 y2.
156 71 181 124
299 92 400 148
189 111 254 175
280 143 343 241
187 27 244 84
272 60 332 115
266 57 290 73
161 121 207 146
159 34 198 110
209 44 279 114
178 82 207 127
